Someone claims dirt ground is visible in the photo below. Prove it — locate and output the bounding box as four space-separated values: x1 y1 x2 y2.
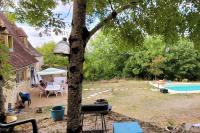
15 111 167 133
28 87 68 108
20 80 200 128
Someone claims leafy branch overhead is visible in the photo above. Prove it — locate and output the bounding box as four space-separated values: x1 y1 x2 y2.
12 0 200 47
15 0 67 35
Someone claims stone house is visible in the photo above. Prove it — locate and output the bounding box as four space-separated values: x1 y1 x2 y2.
0 13 43 83
0 13 43 109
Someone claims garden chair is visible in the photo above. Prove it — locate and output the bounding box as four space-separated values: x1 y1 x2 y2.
52 82 64 96
0 118 38 133
38 85 46 98
55 86 64 96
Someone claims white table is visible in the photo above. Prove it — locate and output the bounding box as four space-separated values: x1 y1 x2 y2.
45 84 61 98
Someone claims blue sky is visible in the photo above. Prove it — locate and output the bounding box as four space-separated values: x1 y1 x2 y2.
17 2 73 48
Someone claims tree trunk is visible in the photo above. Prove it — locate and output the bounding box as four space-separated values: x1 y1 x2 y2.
0 76 5 123
67 0 87 133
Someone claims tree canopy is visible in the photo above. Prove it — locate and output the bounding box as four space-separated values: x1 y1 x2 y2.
6 0 200 47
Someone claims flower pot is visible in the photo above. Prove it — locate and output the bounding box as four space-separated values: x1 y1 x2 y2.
50 106 65 121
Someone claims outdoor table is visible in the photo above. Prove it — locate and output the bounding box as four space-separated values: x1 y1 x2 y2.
45 84 61 98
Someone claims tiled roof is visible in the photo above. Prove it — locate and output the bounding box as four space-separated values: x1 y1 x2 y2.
16 27 27 37
27 41 42 57
15 27 42 57
0 13 41 70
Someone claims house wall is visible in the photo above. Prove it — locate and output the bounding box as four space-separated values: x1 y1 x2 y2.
4 64 38 110
4 85 17 111
16 64 38 82
4 81 31 110
35 56 44 71
16 67 29 82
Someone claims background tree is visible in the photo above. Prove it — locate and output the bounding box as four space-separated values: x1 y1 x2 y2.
84 32 129 80
0 0 14 124
37 41 68 69
164 39 200 80
123 36 200 80
148 55 166 80
84 33 200 81
0 44 12 123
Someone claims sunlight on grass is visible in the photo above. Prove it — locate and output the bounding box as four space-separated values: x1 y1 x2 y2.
82 80 200 127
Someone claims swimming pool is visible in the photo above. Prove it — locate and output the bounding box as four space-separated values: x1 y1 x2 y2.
166 84 200 94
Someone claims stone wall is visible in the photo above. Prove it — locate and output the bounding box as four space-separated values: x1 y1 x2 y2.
4 81 31 110
35 56 44 71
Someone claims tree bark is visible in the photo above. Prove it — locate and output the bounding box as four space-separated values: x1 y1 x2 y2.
67 0 87 133
66 1 139 133
0 76 5 123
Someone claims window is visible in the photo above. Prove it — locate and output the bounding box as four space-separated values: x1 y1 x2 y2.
0 35 5 44
24 37 27 46
16 69 28 83
16 71 22 83
23 69 27 80
0 34 14 52
0 29 9 46
8 35 13 51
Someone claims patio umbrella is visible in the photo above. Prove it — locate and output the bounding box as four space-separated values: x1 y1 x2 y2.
37 68 67 76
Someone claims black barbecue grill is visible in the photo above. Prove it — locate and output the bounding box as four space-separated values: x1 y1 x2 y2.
81 104 109 133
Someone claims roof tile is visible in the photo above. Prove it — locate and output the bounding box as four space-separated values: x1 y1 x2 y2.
0 13 41 70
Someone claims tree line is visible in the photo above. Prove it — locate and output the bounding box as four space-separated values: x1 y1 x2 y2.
84 33 200 81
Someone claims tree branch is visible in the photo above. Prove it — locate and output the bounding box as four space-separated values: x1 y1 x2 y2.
89 1 138 38
108 0 114 11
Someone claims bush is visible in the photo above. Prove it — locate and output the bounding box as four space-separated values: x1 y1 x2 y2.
84 33 200 81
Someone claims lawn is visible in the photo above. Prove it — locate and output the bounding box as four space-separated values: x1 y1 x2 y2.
23 79 200 128
82 80 200 128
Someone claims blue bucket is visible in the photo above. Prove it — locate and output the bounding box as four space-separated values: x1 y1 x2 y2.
50 106 65 121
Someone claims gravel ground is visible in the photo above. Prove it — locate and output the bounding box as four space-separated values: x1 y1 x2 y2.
9 108 200 133
13 111 167 133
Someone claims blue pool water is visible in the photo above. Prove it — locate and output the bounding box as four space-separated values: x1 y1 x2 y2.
166 84 200 92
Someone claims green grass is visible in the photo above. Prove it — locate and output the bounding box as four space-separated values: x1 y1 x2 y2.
82 80 200 127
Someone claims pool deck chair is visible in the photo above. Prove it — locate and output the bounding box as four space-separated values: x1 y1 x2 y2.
113 121 143 133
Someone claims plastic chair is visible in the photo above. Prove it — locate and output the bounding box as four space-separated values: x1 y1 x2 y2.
38 85 46 98
53 84 62 96
0 118 38 133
